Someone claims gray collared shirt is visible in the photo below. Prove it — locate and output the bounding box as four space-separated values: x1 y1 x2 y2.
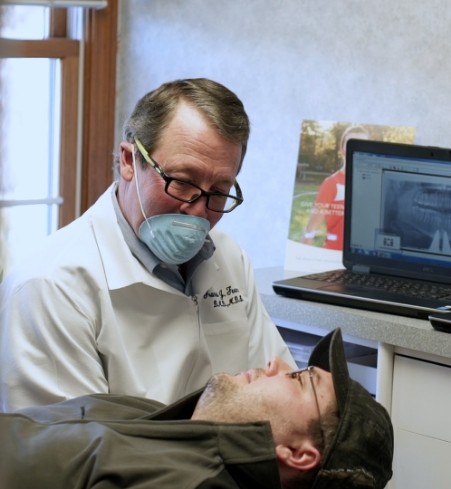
111 184 215 295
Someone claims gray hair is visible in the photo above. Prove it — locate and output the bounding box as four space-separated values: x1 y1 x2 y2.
114 78 250 174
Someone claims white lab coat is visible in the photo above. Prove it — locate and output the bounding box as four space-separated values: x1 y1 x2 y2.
0 185 294 412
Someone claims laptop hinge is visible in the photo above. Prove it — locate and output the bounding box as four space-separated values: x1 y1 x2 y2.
352 265 370 273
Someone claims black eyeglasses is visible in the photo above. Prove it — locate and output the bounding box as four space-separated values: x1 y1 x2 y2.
286 366 325 448
134 138 244 213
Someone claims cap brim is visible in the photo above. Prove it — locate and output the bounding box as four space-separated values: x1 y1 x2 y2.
308 328 349 413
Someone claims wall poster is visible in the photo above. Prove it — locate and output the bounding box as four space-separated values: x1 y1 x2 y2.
285 120 416 272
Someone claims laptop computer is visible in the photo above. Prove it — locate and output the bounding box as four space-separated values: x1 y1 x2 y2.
273 138 451 319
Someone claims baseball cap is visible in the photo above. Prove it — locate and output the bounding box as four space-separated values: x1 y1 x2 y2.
308 328 394 489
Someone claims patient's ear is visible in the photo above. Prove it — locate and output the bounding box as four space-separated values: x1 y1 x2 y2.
275 443 321 471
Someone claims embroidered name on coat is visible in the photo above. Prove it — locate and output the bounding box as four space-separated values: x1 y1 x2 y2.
203 286 244 308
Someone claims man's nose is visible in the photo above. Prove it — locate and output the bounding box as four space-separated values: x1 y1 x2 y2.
265 357 292 376
179 196 209 219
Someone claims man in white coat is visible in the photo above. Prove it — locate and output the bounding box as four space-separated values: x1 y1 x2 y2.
0 78 294 412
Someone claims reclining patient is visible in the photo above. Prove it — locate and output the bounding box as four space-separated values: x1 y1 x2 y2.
0 328 393 489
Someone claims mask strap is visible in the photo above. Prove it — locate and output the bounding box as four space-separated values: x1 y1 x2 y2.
132 144 153 235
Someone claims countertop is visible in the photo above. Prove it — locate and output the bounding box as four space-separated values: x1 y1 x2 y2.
255 267 451 362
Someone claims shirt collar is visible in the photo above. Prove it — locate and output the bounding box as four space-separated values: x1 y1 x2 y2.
111 183 215 294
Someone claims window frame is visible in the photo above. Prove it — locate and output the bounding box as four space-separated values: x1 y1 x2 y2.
0 0 118 227
80 1 118 216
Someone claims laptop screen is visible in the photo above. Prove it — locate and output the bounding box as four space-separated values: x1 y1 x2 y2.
344 139 451 283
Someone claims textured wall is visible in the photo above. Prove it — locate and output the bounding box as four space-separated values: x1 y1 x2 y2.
115 0 451 268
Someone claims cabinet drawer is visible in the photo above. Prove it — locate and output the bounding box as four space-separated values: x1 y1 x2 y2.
392 354 451 442
390 429 451 489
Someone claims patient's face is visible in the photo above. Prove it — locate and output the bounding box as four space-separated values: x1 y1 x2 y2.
191 357 335 443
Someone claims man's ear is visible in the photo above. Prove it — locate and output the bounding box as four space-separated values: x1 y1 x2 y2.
275 443 321 472
120 142 135 181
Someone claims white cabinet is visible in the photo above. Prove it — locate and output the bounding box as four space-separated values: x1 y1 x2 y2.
390 354 451 489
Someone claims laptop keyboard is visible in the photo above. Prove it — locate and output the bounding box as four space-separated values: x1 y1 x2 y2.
304 269 451 300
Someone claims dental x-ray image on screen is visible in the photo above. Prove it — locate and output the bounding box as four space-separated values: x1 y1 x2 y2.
381 172 451 255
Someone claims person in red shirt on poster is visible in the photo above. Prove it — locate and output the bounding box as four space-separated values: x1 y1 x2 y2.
303 125 369 250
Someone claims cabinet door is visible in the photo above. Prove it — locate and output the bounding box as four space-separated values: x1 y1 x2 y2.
390 355 451 489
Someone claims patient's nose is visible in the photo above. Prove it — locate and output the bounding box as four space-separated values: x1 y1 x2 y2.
265 357 292 376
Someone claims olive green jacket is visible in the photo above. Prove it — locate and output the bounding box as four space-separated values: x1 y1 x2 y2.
0 391 281 488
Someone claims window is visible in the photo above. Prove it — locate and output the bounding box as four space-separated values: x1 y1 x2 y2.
0 1 117 276
0 6 63 271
